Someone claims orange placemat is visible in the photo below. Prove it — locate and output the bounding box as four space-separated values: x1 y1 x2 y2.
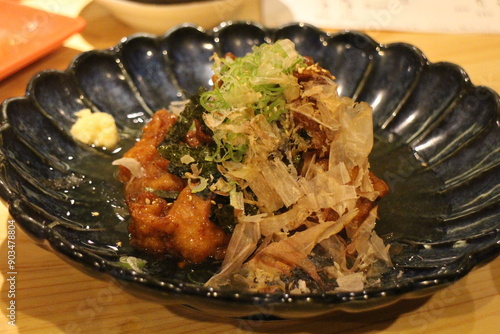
0 0 86 81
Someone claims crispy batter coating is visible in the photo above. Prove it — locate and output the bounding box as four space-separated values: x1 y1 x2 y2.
119 109 229 263
127 187 229 263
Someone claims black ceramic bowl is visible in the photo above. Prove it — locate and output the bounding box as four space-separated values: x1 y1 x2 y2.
0 22 499 319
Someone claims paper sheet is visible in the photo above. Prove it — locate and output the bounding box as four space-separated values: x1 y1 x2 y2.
262 0 500 34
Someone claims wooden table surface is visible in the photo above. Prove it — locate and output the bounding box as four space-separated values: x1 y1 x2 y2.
1 1 499 333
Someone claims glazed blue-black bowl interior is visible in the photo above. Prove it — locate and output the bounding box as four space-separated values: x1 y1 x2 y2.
0 22 499 318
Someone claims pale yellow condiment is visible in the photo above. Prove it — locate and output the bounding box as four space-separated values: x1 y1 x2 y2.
70 109 119 149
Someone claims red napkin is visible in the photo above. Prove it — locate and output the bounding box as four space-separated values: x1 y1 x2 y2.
0 0 86 80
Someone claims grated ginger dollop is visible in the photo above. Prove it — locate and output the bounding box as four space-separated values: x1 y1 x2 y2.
70 109 119 149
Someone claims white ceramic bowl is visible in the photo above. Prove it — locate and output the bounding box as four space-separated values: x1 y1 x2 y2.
94 0 244 34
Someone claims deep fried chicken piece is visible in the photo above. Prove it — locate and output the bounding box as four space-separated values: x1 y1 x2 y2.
127 187 229 263
119 109 229 263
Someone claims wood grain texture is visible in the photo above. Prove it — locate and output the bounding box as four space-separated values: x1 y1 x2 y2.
1 1 499 333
